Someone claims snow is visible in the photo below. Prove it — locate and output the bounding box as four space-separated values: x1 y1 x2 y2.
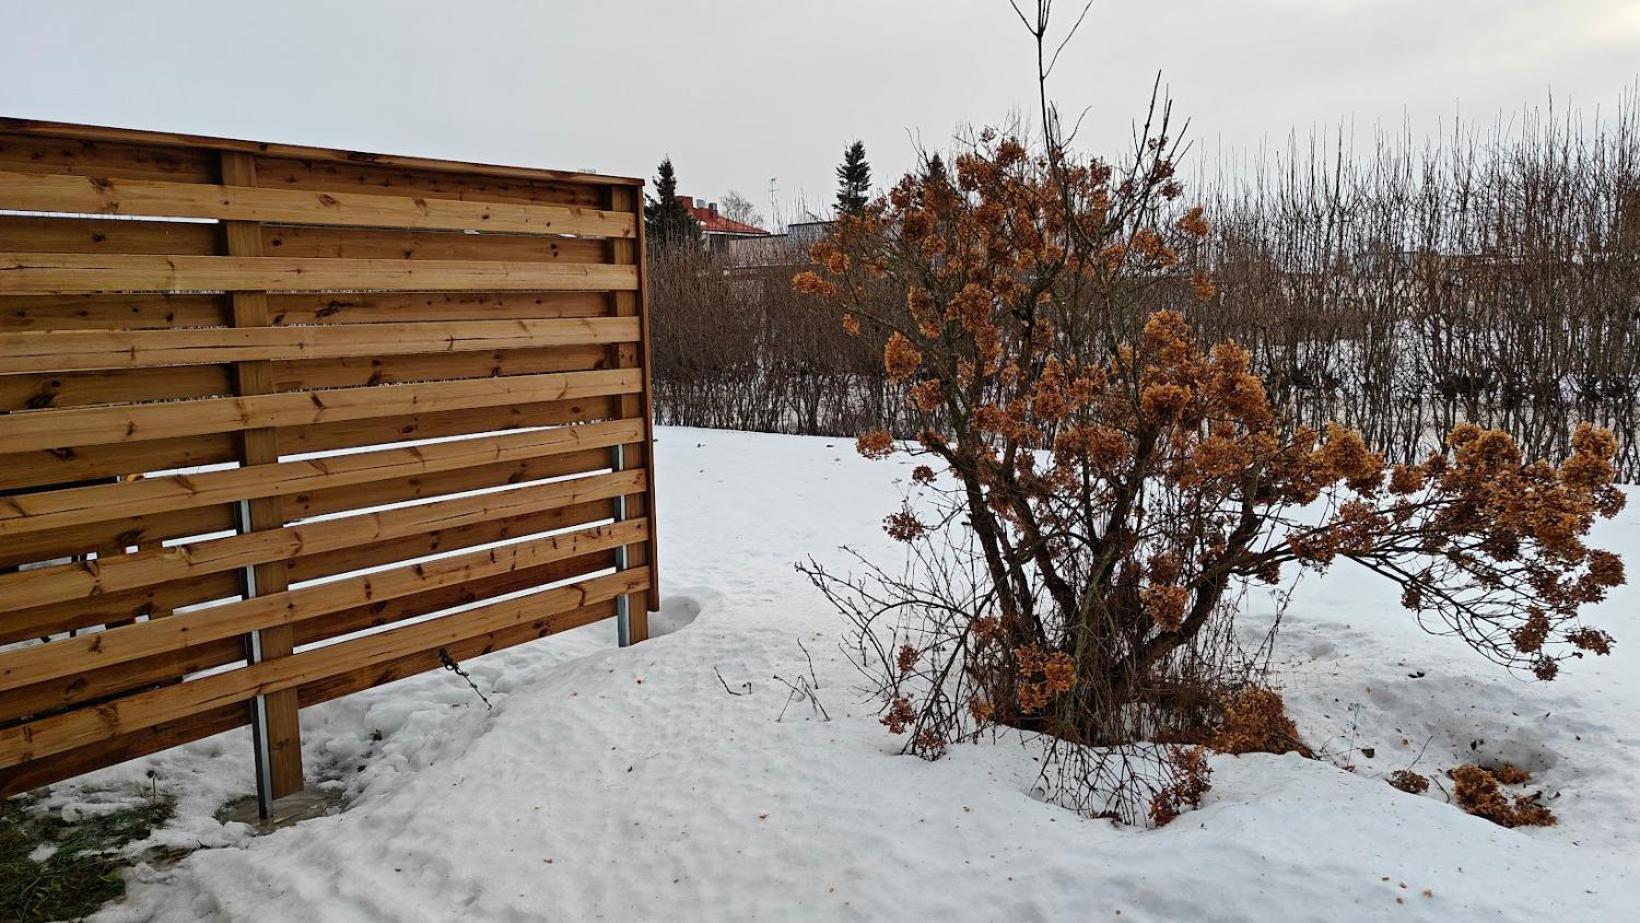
29 426 1637 921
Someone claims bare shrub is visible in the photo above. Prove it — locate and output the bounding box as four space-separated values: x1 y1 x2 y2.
792 111 1625 824
649 247 903 437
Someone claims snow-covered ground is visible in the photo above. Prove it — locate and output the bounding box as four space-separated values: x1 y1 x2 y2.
34 427 1639 921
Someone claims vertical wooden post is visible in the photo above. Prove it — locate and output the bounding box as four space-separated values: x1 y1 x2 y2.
220 152 305 812
609 184 658 641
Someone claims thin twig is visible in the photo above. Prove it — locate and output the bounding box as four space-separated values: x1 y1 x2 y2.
715 666 751 696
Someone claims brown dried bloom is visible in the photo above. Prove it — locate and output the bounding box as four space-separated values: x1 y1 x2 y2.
856 429 895 459
881 695 916 734
1142 585 1190 632
1560 423 1618 489
884 510 927 542
896 644 920 674
1177 205 1210 238
884 332 923 382
1533 657 1560 681
1510 608 1551 653
1150 746 1212 827
907 287 941 337
1208 687 1310 756
1388 463 1426 495
1317 422 1384 490
1140 383 1192 423
908 378 945 413
1130 227 1179 269
913 728 948 757
1032 356 1070 420
1388 770 1430 795
1585 549 1624 588
791 270 837 297
1043 652 1076 696
1566 627 1614 655
1190 270 1216 302
1451 764 1556 828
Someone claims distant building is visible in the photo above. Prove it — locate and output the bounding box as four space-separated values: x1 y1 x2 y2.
724 218 835 270
675 196 770 254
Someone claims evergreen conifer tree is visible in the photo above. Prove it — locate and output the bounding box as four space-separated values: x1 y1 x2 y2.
644 157 703 250
834 141 871 216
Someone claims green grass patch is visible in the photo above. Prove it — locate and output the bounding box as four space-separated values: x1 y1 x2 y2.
1 793 176 922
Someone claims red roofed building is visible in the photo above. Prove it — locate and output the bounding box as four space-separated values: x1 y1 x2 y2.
676 195 770 253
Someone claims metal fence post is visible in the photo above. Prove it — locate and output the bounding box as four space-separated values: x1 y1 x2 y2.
611 444 632 647
235 499 277 817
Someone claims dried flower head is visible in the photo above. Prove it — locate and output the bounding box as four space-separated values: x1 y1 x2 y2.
884 332 923 382
856 429 895 459
1388 770 1430 795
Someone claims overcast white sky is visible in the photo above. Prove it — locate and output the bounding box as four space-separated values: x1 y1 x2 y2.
3 1 1637 226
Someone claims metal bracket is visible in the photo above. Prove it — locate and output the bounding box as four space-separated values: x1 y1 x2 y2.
236 499 276 817
611 444 632 647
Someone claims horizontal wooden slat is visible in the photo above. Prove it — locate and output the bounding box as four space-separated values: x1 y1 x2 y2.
295 597 616 706
0 550 619 724
0 467 644 612
286 497 616 585
0 215 219 255
287 446 612 520
0 572 242 647
0 317 639 374
0 121 638 187
0 434 238 494
0 456 615 582
0 252 639 295
0 596 620 796
250 154 618 204
0 519 648 694
0 289 608 333
0 170 636 238
0 702 248 798
0 504 234 570
280 395 620 456
0 364 231 412
0 294 228 331
0 418 643 536
0 638 239 726
287 549 615 648
0 346 612 411
0 368 640 452
267 291 607 325
0 131 217 183
264 225 609 263
0 567 651 767
273 343 609 392
0 398 620 492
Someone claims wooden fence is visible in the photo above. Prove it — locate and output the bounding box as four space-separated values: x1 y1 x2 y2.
0 119 659 810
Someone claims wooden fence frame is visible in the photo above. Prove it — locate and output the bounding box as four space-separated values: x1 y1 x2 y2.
0 118 659 814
